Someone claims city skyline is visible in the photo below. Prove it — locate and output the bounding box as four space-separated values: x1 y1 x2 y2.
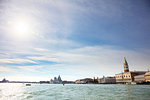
0 0 150 81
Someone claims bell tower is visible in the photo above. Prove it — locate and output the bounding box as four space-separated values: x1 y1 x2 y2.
124 57 129 72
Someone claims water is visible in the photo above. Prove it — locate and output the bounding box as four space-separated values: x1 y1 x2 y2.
0 83 150 100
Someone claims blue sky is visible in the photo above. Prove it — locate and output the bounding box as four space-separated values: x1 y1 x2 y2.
0 0 150 81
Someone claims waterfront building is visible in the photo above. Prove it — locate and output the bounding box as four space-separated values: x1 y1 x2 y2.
62 81 75 84
145 72 150 82
40 81 49 84
50 79 53 84
0 78 9 83
97 77 101 83
115 71 147 83
58 75 62 83
75 78 94 84
53 77 59 84
115 57 147 84
99 76 116 84
50 75 62 84
134 74 145 83
75 79 81 84
93 77 99 84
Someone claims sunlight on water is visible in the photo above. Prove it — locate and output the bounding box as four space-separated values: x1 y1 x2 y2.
0 83 25 100
0 84 150 100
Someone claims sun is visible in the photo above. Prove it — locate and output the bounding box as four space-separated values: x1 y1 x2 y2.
14 20 30 35
9 18 34 39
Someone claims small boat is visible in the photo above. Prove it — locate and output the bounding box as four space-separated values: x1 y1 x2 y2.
26 84 31 86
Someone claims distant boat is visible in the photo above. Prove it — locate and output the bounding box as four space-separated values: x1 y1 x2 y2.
26 84 31 86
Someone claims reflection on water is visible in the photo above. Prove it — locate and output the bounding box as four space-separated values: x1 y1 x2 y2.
0 83 150 100
0 83 25 100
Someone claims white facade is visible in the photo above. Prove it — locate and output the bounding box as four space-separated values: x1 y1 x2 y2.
99 76 116 84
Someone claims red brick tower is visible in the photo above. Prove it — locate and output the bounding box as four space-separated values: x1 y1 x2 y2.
124 57 129 72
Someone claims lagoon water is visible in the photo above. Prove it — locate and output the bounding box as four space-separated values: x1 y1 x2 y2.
0 83 150 100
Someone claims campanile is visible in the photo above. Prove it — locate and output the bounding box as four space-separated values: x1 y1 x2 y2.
124 57 129 72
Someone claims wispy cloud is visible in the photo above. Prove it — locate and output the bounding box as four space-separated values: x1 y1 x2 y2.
27 45 150 76
34 48 49 52
0 66 15 72
0 58 36 64
0 0 150 81
17 65 42 72
0 45 150 80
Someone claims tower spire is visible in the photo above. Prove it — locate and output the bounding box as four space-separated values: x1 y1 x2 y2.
124 57 129 72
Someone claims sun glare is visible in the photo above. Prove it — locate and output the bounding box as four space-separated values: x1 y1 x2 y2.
14 21 30 34
9 18 34 39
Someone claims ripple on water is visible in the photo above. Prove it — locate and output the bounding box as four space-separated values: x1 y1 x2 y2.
0 84 150 100
26 95 33 99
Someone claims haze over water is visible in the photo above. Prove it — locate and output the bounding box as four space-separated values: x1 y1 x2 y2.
0 83 150 100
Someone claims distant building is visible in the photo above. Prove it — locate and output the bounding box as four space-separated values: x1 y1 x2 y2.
75 79 80 84
0 78 9 83
93 77 99 84
145 72 150 82
99 76 116 84
134 74 145 83
115 71 147 83
58 75 62 83
50 79 54 84
97 77 101 83
40 81 49 84
75 78 94 84
53 77 59 84
115 57 147 84
62 81 75 84
50 75 62 84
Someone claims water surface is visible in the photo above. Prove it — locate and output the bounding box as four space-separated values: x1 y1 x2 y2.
0 83 150 100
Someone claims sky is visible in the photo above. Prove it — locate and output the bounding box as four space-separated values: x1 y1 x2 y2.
0 0 150 81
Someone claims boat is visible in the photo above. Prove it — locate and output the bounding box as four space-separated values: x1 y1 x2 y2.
26 84 31 86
